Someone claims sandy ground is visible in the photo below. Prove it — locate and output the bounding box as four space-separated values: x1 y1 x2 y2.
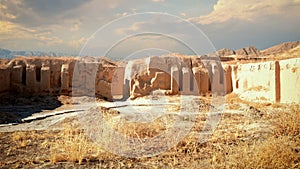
0 93 299 168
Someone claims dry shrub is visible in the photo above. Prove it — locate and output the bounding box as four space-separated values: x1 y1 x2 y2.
271 104 300 137
112 114 176 139
226 93 248 110
12 131 31 148
210 103 300 168
49 125 102 164
226 93 272 110
113 121 166 139
211 136 300 169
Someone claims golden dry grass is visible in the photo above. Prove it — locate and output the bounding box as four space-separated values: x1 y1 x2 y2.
211 136 300 168
47 102 300 168
12 131 30 148
49 125 103 164
5 96 300 168
270 104 300 137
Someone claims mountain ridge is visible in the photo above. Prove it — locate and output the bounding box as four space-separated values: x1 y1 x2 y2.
216 41 300 58
0 48 75 59
1 41 299 60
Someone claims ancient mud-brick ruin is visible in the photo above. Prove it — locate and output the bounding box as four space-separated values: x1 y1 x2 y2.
0 55 299 103
231 58 300 103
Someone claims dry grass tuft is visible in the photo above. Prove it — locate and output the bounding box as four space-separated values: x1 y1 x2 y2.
12 131 31 148
49 125 102 164
112 116 173 139
270 104 300 137
211 136 300 168
226 93 272 110
5 95 300 168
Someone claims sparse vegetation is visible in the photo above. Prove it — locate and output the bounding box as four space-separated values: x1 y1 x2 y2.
49 124 102 164
1 95 300 168
211 136 300 168
12 131 30 148
271 104 300 137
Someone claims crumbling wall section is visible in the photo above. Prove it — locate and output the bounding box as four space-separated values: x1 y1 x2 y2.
0 67 10 93
0 58 76 96
1 56 299 103
230 58 300 103
230 61 277 102
279 58 300 103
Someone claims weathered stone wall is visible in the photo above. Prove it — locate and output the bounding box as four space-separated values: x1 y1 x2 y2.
229 58 300 103
0 56 225 100
120 55 228 99
230 61 277 102
0 68 10 93
279 58 300 103
0 56 299 103
1 58 77 95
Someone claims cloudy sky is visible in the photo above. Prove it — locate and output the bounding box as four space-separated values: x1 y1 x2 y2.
0 0 299 58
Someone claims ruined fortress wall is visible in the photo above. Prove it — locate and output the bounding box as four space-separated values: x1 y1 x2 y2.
230 61 277 101
125 56 226 99
230 58 300 103
0 57 299 103
0 58 76 96
279 58 300 103
0 68 10 93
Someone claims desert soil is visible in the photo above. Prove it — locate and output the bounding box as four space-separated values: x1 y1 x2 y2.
0 93 299 168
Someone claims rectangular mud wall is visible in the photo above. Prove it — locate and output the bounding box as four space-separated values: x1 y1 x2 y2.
275 61 280 102
231 61 277 102
111 66 125 99
1 57 299 103
0 68 10 93
41 67 50 92
231 58 300 103
223 65 233 94
11 65 24 93
61 64 69 94
279 58 300 103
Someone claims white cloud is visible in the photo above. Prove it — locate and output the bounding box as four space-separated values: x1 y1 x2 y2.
180 13 186 17
0 1 17 20
152 0 165 2
68 37 88 48
189 0 300 25
115 21 146 35
68 20 82 32
0 21 35 37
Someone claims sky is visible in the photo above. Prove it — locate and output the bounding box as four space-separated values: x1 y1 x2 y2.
0 0 300 58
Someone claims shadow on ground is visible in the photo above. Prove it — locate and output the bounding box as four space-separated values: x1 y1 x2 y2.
0 94 62 124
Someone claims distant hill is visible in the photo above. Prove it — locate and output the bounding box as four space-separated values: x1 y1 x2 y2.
261 41 300 55
216 41 300 59
0 48 75 59
1 41 299 60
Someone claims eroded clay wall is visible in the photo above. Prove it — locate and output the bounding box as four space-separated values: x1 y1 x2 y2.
231 61 277 102
0 56 229 100
279 58 300 103
0 68 10 93
230 58 300 103
1 56 299 103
